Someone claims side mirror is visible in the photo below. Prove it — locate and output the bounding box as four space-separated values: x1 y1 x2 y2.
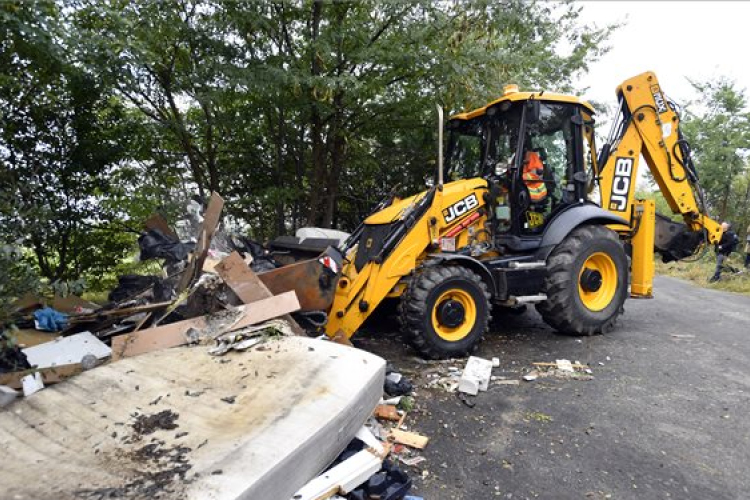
526 100 540 124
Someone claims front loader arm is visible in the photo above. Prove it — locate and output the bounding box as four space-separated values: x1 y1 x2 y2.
597 72 723 297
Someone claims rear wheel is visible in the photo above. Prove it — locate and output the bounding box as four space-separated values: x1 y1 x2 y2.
536 225 628 336
399 265 491 359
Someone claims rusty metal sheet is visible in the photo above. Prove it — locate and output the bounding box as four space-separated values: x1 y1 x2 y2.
258 251 341 312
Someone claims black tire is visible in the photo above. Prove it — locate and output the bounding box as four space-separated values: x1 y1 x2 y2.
398 265 491 359
536 225 628 336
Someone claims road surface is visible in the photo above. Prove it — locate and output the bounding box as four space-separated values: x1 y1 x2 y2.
356 276 750 500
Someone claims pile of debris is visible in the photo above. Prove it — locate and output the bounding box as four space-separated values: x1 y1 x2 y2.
1 192 424 499
1 193 321 394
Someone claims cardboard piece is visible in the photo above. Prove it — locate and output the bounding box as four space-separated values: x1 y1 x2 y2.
216 252 303 334
111 290 301 360
52 294 99 314
143 213 178 240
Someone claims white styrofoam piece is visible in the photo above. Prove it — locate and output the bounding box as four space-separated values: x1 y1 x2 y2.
457 376 480 396
21 373 44 396
458 356 493 395
295 227 351 244
293 449 383 499
355 426 384 455
22 331 111 369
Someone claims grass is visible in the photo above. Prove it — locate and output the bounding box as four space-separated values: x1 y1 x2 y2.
655 253 750 295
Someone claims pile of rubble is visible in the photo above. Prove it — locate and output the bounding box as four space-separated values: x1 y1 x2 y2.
0 193 425 500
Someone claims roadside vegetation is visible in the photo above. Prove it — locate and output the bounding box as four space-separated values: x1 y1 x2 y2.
655 255 750 295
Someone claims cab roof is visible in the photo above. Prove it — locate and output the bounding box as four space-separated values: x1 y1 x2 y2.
449 91 595 121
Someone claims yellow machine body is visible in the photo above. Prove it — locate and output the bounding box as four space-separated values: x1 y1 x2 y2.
320 71 723 345
326 179 489 340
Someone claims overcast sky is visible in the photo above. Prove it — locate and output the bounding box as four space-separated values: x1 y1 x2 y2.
575 1 750 110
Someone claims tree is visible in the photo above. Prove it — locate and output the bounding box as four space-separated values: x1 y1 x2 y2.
0 0 149 285
69 0 612 236
681 78 750 225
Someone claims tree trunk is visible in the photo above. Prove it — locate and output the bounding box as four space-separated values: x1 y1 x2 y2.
306 0 325 227
275 105 286 236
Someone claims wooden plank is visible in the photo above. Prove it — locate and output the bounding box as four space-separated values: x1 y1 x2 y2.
143 213 178 239
0 363 84 390
390 429 429 449
177 192 225 293
216 252 271 304
110 291 300 360
216 252 303 334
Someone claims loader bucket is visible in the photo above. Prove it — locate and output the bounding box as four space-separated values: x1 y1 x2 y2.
654 213 704 263
257 247 343 311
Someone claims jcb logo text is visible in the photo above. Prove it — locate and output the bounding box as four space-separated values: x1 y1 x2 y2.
443 194 479 223
651 84 668 114
609 157 633 212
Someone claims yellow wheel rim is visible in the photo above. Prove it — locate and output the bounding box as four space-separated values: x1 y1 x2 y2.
431 289 477 341
578 252 617 312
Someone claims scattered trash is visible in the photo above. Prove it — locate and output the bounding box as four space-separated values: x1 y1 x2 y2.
523 372 539 382
458 356 493 396
22 331 110 369
374 404 400 421
556 359 575 373
495 379 520 386
390 429 429 449
33 307 68 332
21 372 44 396
384 370 413 397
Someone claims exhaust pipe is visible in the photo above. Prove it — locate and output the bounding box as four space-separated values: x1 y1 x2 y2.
436 104 444 189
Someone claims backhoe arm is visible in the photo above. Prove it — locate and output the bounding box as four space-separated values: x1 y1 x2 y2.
597 72 723 296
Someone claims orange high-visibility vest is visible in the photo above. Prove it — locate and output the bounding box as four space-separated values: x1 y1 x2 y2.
522 151 547 202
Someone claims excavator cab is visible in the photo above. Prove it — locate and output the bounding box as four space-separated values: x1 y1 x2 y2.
447 93 594 249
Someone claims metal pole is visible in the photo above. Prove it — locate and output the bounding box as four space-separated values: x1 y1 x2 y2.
436 104 444 188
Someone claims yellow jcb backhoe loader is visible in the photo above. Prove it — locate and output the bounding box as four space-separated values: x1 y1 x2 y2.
269 71 723 359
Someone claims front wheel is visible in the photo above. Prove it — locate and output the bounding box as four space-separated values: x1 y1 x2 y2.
399 265 491 359
536 225 628 336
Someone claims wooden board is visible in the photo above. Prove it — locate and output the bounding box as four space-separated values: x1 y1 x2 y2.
177 192 225 293
216 252 303 334
0 363 84 389
110 291 300 360
0 336 386 500
215 251 273 304
390 429 429 449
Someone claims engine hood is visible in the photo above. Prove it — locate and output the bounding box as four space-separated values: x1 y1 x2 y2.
365 179 487 225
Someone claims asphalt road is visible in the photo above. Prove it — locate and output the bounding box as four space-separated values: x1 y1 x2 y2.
355 276 750 500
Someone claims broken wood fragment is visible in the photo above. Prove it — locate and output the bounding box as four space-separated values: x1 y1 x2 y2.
110 291 300 360
177 192 225 293
389 429 429 449
216 252 303 334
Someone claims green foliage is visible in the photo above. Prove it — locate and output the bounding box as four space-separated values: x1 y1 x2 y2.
3 0 613 294
680 78 750 236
